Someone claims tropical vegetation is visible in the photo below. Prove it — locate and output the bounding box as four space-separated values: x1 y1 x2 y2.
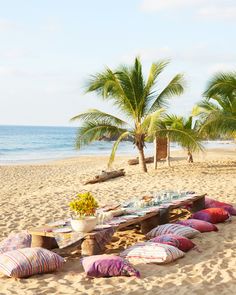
154 114 204 165
71 57 185 172
196 72 236 138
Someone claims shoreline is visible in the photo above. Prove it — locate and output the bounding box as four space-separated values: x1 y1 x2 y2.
0 146 235 166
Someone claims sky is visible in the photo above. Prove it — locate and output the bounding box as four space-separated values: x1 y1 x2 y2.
0 0 236 126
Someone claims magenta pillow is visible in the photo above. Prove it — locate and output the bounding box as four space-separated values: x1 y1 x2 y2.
150 234 195 252
81 255 140 278
0 232 32 254
192 208 230 224
205 197 236 216
176 219 218 232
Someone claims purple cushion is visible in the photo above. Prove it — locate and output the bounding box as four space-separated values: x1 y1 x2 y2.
81 255 140 278
0 232 32 254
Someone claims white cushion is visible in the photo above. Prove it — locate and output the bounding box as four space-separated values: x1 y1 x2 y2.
120 242 184 264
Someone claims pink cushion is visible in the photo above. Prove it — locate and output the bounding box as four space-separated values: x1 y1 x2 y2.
192 208 230 224
176 219 218 232
146 223 200 239
149 234 195 252
205 197 236 216
0 232 32 254
81 255 140 278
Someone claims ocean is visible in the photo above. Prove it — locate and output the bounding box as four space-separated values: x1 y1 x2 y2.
0 125 235 164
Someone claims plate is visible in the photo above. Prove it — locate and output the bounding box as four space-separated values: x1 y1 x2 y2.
47 220 66 227
94 224 112 230
120 214 139 219
52 227 72 233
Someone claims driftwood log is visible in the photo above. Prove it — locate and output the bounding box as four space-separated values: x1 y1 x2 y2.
128 156 154 166
84 169 125 184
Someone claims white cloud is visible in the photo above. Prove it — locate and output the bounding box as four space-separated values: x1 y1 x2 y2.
207 63 236 74
0 19 15 31
139 0 236 20
0 48 34 59
199 6 236 20
123 46 236 65
140 0 200 12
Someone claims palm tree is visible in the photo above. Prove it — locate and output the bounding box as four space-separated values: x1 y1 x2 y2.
150 114 204 166
197 72 236 138
71 57 185 172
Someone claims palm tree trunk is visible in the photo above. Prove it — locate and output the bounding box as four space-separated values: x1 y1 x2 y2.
166 135 171 167
138 147 148 172
154 135 158 170
187 150 193 163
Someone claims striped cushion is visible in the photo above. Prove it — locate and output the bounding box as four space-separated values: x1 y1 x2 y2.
120 242 184 264
146 224 200 239
0 232 32 254
0 247 64 278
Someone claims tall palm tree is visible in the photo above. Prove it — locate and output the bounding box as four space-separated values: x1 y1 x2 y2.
197 72 236 138
150 114 204 166
71 57 185 172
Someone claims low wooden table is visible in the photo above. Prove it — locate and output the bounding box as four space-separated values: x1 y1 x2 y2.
29 193 206 256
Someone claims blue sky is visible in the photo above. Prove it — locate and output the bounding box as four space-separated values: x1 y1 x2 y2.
0 0 235 126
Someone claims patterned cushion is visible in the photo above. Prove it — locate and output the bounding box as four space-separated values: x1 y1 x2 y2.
0 247 64 278
120 242 184 264
205 197 236 216
0 232 32 254
176 219 218 232
82 255 140 278
192 208 230 224
150 234 195 252
146 224 200 239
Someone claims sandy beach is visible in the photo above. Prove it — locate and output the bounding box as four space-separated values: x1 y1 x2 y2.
0 148 236 295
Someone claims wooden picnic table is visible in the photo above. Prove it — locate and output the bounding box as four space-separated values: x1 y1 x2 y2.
29 193 206 256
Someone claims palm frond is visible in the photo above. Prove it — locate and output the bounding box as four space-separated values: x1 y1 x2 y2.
140 59 170 117
141 108 165 135
147 73 185 113
85 67 136 119
204 72 236 99
75 121 126 149
70 109 128 127
108 131 130 168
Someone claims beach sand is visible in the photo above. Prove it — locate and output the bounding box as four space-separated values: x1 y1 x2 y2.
0 148 235 295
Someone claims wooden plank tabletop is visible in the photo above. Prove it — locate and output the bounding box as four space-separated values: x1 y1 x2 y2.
29 193 206 237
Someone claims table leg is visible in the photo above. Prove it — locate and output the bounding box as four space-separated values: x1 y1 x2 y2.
81 237 103 256
31 235 58 249
159 208 170 224
192 196 205 212
140 215 159 234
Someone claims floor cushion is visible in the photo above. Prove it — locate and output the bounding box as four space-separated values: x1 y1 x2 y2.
176 219 218 232
205 197 236 216
120 242 184 264
0 232 32 254
149 234 195 252
82 254 140 278
146 224 200 239
0 247 64 278
192 208 230 224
